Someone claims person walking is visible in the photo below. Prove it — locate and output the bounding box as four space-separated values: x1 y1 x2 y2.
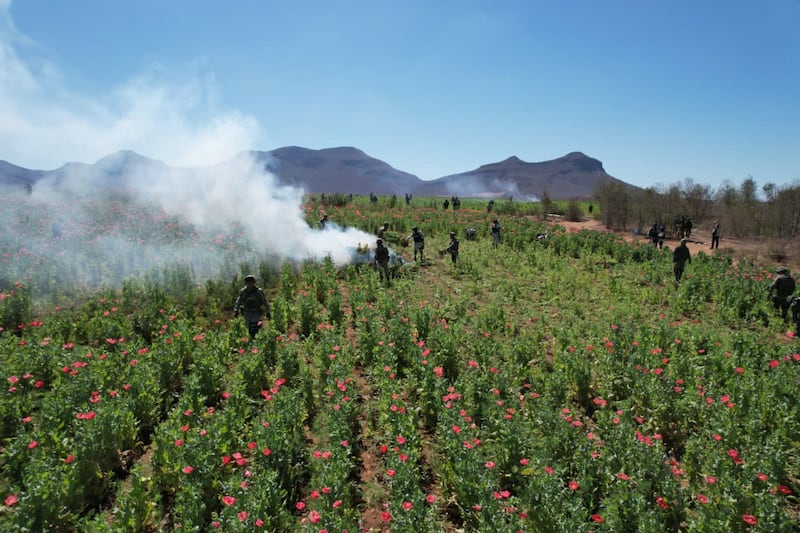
406 226 425 262
491 219 502 247
768 266 796 319
710 222 720 249
234 275 271 338
672 238 692 282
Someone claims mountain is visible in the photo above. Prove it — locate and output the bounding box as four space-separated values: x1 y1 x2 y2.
0 160 45 187
0 148 634 200
412 152 627 200
252 146 421 196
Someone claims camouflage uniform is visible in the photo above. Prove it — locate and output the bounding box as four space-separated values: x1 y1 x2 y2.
769 268 796 319
445 232 459 264
235 276 271 338
375 239 391 284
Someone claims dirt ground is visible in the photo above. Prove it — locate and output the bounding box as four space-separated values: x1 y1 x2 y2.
557 217 799 273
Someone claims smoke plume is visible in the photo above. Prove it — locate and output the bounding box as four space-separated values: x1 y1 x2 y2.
0 1 374 293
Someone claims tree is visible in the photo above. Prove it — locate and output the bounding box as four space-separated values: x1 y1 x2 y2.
594 181 631 230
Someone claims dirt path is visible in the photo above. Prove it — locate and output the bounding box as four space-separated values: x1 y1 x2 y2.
558 217 798 272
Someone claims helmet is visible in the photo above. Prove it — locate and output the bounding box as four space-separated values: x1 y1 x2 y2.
777 266 789 274
244 275 256 283
376 238 383 244
449 231 456 236
412 226 418 231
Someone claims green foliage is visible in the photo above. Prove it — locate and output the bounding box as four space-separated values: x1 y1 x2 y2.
0 195 798 532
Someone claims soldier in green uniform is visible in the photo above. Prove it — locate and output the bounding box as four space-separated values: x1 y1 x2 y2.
672 238 691 282
374 238 391 285
234 275 271 338
444 231 459 264
768 267 796 319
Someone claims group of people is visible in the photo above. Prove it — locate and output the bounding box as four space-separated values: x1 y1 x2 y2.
645 220 722 282
235 210 797 339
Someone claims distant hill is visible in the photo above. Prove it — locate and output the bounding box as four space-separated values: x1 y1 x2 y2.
0 147 635 200
252 146 421 196
413 152 629 200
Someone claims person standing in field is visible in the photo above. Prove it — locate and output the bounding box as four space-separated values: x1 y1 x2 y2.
443 231 459 264
406 226 425 262
491 219 502 247
768 266 796 319
377 221 389 240
374 238 391 285
647 223 659 246
673 238 691 282
683 217 693 238
710 222 721 249
234 275 271 338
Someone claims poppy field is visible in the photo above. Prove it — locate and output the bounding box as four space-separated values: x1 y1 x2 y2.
1 190 798 532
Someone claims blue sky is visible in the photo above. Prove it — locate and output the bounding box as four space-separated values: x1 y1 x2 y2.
1 0 798 190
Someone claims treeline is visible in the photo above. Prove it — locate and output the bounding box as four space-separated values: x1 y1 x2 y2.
595 177 800 239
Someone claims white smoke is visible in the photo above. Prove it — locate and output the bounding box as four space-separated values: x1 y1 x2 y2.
0 1 374 291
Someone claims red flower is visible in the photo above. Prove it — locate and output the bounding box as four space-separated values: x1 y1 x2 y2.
402 501 413 511
697 493 709 504
591 514 603 523
4 494 19 506
222 495 236 506
741 514 757 525
182 466 194 474
568 481 579 491
381 511 391 522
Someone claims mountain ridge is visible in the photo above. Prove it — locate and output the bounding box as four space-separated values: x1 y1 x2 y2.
0 147 634 200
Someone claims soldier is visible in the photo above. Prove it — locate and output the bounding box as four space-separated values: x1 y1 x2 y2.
788 295 800 334
319 214 329 228
491 219 502 247
657 225 666 250
648 224 659 246
406 226 425 262
672 238 691 282
443 231 459 264
768 267 796 319
683 217 693 239
710 222 721 249
465 227 477 241
377 221 389 240
234 275 271 338
374 238 391 285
